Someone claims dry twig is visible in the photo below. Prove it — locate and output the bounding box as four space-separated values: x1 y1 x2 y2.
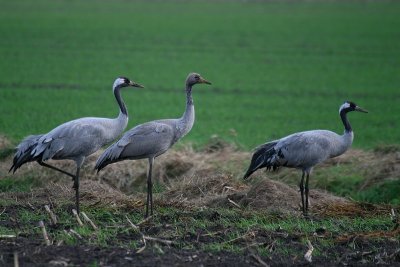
304 240 314 263
224 231 254 244
45 205 57 225
125 216 173 252
136 235 147 254
201 229 226 237
0 235 16 238
250 253 270 267
391 208 399 230
137 215 153 226
228 198 241 209
81 212 98 230
27 202 35 211
72 209 83 226
14 251 19 267
125 215 139 231
143 235 174 245
39 220 51 246
69 229 83 239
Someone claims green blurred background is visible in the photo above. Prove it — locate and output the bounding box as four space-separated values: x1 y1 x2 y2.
0 0 399 149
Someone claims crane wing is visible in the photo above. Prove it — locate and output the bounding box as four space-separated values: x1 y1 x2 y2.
274 131 332 168
95 121 175 171
118 122 175 158
33 120 105 160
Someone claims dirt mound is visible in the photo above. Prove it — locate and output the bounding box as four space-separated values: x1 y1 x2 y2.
207 178 349 215
313 201 395 217
1 135 399 216
0 179 143 211
2 142 249 193
162 172 248 208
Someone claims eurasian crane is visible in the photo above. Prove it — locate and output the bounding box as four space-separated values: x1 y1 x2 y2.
95 73 211 218
243 101 368 215
10 77 144 213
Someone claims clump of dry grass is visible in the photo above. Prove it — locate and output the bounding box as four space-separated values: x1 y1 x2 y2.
162 173 248 208
0 180 144 211
206 178 350 216
313 201 394 218
1 139 249 192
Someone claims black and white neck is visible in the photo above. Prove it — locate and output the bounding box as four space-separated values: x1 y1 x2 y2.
113 81 128 117
339 102 353 133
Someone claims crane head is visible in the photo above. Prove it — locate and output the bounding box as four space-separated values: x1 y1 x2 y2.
186 73 212 86
340 101 368 114
113 77 144 90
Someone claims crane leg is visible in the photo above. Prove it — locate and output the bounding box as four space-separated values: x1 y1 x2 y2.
39 161 82 213
145 158 154 218
73 167 80 214
304 172 310 215
299 171 305 215
38 161 75 179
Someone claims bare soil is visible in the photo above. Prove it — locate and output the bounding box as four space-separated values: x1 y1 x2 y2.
2 234 398 267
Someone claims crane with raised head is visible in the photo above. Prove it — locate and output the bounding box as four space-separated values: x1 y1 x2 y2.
10 77 144 213
243 101 368 216
95 73 211 218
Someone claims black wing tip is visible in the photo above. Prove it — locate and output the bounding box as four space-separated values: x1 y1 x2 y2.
243 143 279 180
9 160 20 173
94 161 107 173
243 169 253 180
9 165 15 173
94 166 102 173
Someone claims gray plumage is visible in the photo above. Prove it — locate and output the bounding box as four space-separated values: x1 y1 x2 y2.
95 73 211 218
244 101 368 215
10 134 43 172
10 77 144 213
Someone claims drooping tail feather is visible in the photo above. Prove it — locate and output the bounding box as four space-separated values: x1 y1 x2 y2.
94 142 125 172
243 141 279 179
9 134 43 173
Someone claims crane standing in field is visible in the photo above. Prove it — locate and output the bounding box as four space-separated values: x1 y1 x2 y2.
243 101 368 215
9 77 144 213
95 73 211 218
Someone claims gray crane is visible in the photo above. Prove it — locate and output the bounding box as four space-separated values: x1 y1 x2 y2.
243 101 368 215
9 77 144 213
95 73 211 218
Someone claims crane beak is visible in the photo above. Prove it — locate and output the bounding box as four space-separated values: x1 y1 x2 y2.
355 106 368 113
129 81 145 88
199 77 212 85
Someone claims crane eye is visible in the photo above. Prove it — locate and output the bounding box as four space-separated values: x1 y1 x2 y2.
195 76 200 80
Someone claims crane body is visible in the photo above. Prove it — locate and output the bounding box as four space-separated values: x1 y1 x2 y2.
244 101 368 215
95 73 211 218
10 77 144 213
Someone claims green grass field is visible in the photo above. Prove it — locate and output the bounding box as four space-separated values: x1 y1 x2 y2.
0 0 399 149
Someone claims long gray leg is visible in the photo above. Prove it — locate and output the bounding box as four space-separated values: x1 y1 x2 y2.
38 161 75 179
299 171 305 215
305 172 310 215
145 157 154 218
73 167 81 214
